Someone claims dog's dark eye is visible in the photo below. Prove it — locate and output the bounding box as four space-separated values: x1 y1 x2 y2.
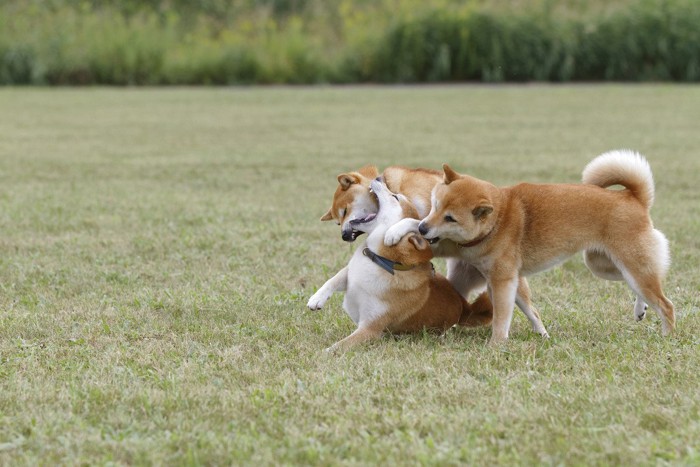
444 215 456 223
392 195 399 201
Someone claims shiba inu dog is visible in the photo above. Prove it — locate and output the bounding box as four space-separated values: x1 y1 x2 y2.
385 150 674 344
319 164 547 338
308 179 492 352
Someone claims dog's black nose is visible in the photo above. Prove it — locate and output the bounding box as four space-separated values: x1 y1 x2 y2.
375 176 382 182
418 222 428 235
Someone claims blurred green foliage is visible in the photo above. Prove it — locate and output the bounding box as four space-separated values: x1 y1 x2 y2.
1 0 699 84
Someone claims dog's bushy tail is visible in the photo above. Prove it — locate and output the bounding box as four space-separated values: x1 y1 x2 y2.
582 149 655 210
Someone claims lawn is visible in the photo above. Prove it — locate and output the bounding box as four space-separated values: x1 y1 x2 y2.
0 85 698 465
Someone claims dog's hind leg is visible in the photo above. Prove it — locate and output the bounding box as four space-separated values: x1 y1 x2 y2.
610 230 674 335
515 277 549 338
625 274 675 335
325 321 384 353
584 249 624 281
585 249 648 321
634 294 648 321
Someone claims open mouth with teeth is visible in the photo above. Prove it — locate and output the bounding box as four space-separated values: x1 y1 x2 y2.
426 237 440 244
342 212 378 241
343 230 363 241
350 213 377 226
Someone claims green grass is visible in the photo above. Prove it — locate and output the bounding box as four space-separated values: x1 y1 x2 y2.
0 85 699 465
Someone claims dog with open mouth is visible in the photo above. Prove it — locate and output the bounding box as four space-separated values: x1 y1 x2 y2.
308 179 492 352
384 150 675 344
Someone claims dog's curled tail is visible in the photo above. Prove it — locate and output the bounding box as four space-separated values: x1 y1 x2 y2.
582 149 655 210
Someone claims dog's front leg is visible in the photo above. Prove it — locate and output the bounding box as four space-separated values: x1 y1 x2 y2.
488 276 519 345
384 218 421 246
307 266 348 310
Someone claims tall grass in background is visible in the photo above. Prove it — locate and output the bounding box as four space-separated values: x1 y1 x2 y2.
1 0 699 84
0 1 334 85
362 0 700 82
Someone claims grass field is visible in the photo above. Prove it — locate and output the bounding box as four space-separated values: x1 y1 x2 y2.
0 85 699 465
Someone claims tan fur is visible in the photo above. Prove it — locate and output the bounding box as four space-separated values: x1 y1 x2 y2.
383 166 443 217
420 152 674 344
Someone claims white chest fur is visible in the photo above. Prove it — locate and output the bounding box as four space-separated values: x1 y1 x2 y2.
342 222 396 326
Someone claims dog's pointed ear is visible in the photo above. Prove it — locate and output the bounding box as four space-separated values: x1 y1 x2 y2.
337 173 360 190
442 164 461 185
472 204 493 220
408 233 429 251
320 209 334 221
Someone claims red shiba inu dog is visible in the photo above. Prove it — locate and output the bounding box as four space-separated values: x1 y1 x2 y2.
308 179 492 352
385 150 674 344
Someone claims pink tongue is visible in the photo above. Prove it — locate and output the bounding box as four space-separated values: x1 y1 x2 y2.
350 213 377 225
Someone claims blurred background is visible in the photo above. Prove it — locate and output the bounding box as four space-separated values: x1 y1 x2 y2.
2 0 699 86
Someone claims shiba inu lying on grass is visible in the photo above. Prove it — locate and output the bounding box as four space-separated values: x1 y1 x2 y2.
308 179 492 352
385 150 674 344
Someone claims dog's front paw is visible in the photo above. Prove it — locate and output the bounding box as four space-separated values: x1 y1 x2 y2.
307 289 331 310
384 218 420 246
384 228 404 246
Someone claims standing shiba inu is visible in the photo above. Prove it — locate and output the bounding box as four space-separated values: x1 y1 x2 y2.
308 179 492 352
385 150 674 344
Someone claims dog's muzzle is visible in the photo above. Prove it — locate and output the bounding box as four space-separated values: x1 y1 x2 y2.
418 222 430 236
418 222 439 244
342 229 363 242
